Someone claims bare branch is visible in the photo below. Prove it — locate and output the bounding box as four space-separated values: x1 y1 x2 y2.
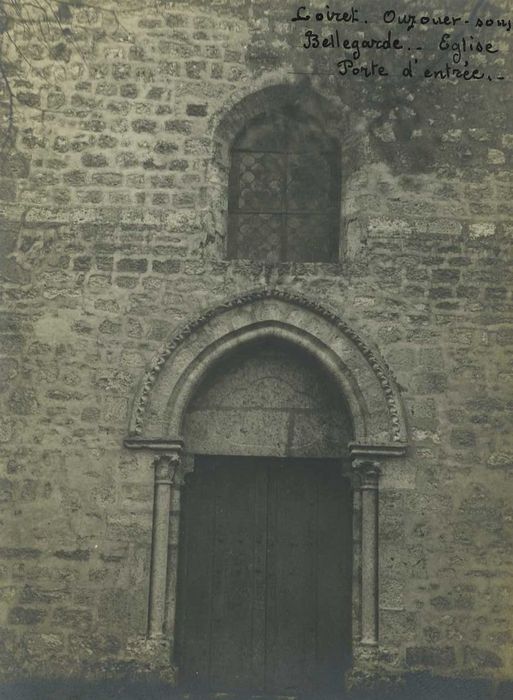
40 0 88 65
0 0 137 148
5 29 48 80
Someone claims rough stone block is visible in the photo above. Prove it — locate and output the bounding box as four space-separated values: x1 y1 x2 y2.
81 154 108 168
8 607 47 625
116 259 148 273
186 103 207 117
132 119 157 133
406 646 456 668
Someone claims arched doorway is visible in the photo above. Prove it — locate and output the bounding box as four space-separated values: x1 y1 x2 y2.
176 338 354 696
123 288 408 690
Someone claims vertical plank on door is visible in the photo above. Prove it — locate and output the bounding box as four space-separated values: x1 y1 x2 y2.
209 458 264 692
251 459 268 690
265 459 318 695
175 460 216 689
316 463 353 691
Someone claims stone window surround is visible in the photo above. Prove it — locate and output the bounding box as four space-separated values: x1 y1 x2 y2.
124 288 408 678
203 81 368 263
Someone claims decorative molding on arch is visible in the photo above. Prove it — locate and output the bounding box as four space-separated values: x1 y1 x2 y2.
127 287 408 446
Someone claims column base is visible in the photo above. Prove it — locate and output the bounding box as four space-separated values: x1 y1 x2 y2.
123 636 177 683
347 643 404 695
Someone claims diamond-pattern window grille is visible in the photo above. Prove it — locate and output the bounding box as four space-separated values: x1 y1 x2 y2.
227 111 340 262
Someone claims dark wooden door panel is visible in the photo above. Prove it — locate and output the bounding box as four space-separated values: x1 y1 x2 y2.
315 464 353 690
176 456 352 696
177 464 216 686
265 461 318 694
209 461 265 692
249 462 268 691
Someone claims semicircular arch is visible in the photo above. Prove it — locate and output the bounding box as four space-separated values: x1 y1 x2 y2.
127 289 408 448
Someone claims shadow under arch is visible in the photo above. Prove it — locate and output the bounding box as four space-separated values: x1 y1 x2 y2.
167 321 365 443
212 80 344 165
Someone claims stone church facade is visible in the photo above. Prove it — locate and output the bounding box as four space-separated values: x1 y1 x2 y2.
1 0 513 697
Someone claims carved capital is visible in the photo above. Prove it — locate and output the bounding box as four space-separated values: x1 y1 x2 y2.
153 449 184 486
352 459 381 490
349 442 407 459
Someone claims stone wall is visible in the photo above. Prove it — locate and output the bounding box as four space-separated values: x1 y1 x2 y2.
1 0 513 693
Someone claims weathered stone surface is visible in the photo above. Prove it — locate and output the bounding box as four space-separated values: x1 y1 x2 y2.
53 550 90 562
8 607 47 625
406 646 456 668
0 0 511 690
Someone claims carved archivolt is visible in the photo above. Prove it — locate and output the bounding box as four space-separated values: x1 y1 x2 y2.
128 288 408 445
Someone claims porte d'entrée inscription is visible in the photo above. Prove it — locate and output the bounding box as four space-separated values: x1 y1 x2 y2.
176 456 353 696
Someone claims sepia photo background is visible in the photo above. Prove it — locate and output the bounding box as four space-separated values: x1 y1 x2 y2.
0 0 512 698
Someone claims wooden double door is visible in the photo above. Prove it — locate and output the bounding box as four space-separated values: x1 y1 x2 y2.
176 456 353 697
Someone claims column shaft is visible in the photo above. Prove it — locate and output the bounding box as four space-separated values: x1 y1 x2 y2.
353 459 380 646
360 481 379 644
148 452 181 639
166 482 182 648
